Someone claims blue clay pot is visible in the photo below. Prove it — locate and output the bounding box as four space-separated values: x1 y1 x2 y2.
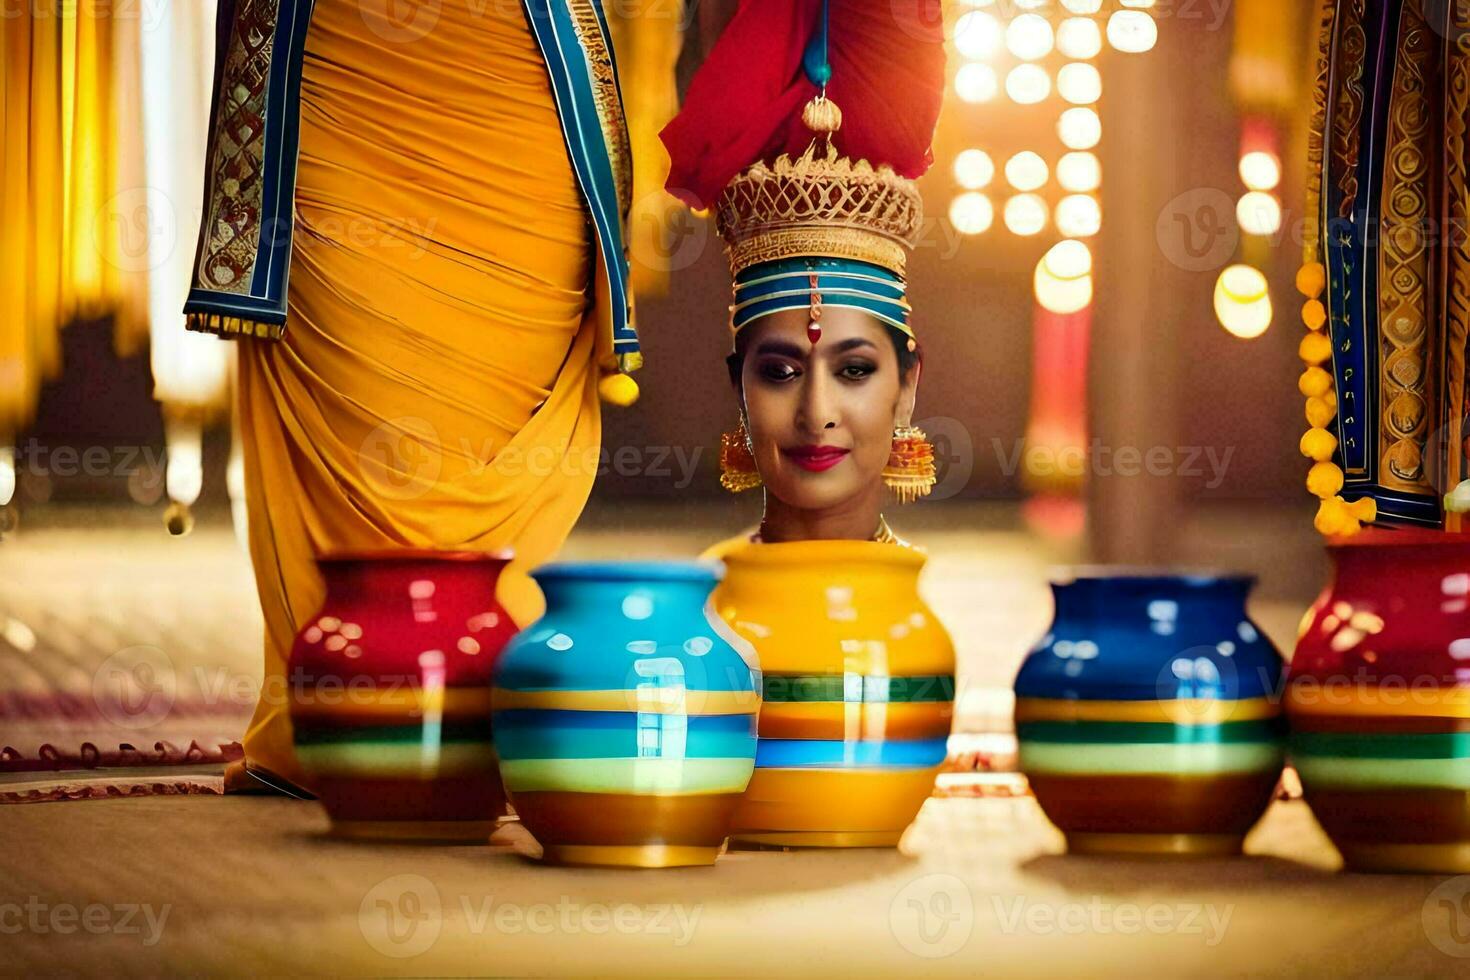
492 561 760 867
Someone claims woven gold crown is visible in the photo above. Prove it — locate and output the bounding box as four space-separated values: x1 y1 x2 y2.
714 109 924 278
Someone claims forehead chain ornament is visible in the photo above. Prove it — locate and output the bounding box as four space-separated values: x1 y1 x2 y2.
807 273 823 345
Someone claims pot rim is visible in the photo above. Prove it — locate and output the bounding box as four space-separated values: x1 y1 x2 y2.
1051 565 1256 587
720 538 925 567
318 548 515 563
1325 527 1470 548
533 560 724 583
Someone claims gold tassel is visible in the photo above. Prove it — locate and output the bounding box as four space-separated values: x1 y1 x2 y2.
185 312 285 340
598 372 640 407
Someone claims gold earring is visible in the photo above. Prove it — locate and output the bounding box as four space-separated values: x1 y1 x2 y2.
719 417 762 492
883 425 936 504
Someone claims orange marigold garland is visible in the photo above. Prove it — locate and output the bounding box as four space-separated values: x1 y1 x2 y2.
1296 260 1376 535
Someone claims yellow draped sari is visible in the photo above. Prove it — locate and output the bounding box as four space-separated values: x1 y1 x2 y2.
235 0 601 791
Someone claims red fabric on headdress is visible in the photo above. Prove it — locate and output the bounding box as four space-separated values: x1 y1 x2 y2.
660 0 947 209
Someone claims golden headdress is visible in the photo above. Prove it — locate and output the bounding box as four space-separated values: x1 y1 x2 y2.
716 115 926 280
661 0 946 340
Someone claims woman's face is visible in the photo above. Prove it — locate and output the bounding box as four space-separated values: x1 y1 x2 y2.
736 307 917 514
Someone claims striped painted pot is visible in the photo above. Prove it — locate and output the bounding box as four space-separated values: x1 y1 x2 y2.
288 551 518 841
1014 571 1285 857
712 540 955 848
492 562 760 868
1289 531 1470 873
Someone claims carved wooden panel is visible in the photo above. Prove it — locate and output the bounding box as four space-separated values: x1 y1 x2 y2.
1448 2 1470 521
1376 0 1437 494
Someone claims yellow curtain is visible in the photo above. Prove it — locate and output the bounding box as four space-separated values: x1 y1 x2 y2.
2 11 63 439
0 3 149 438
607 2 684 298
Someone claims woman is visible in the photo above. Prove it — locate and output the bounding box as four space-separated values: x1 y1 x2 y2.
661 0 945 549
661 0 955 849
183 0 640 794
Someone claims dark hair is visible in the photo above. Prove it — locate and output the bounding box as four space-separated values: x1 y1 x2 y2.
725 322 921 387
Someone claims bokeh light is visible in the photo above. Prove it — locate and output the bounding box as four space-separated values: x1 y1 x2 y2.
1034 239 1094 314
1056 194 1102 237
955 63 999 103
1006 64 1051 104
1213 264 1273 338
950 192 995 235
1058 107 1102 149
1239 150 1282 191
1057 62 1101 104
1236 191 1282 235
1004 151 1049 191
1006 14 1055 61
1056 151 1101 192
954 148 996 189
955 11 1003 59
1107 10 1158 52
1057 17 1103 59
1004 193 1049 236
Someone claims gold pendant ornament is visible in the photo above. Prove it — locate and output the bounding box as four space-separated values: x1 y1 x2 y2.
807 272 824 345
719 418 762 492
883 425 936 504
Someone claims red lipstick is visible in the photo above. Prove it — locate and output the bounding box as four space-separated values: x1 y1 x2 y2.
784 445 850 473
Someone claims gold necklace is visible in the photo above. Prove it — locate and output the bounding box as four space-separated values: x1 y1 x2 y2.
753 515 902 545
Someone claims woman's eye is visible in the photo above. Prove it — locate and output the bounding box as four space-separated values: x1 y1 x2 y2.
839 361 877 381
758 361 799 382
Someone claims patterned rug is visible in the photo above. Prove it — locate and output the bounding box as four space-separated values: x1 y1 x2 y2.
0 521 257 799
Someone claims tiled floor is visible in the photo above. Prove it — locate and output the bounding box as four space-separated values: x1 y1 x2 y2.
0 791 1459 975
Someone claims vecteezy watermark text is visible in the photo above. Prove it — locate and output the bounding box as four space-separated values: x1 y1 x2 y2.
358 875 701 959
0 898 170 947
992 896 1234 946
358 417 704 501
991 438 1235 488
458 896 701 944
9 440 165 480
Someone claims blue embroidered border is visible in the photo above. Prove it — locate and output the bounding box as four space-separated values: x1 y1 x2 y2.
185 0 316 325
184 0 640 369
523 0 638 360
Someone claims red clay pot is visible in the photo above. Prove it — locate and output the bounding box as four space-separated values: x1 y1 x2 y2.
288 550 517 841
1287 529 1470 872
